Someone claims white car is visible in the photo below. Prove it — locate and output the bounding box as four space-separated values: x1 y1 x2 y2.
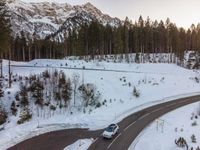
102 124 119 139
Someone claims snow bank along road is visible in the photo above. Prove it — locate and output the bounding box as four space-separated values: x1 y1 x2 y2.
8 95 200 150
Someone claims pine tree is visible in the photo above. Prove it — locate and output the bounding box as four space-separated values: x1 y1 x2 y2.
133 86 140 97
191 134 197 143
135 52 140 63
72 73 80 106
123 17 130 61
17 107 32 124
78 84 100 107
0 80 4 99
113 26 123 55
0 0 11 77
11 101 17 116
62 79 72 107
19 84 29 108
0 105 7 125
32 78 44 107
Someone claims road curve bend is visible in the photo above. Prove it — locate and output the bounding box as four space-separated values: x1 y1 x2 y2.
8 95 200 150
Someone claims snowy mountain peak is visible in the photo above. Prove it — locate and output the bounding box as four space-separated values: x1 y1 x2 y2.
6 0 122 40
83 2 95 7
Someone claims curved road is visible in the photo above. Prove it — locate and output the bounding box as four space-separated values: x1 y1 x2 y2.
8 95 200 150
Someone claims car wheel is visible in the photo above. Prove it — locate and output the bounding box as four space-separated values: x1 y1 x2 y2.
116 129 119 134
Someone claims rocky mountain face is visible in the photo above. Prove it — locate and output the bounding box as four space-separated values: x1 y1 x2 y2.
6 0 122 40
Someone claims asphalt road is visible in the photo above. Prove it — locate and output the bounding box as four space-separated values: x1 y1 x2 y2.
8 95 200 150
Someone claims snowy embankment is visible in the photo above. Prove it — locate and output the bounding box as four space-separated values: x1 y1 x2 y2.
131 102 200 150
0 59 200 150
63 139 93 150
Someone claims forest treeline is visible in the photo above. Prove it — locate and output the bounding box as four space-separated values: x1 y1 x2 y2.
0 1 200 62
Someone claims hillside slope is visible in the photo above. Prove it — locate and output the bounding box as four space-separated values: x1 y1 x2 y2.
7 0 121 39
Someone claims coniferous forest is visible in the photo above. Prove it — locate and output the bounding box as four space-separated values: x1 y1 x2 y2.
0 1 200 63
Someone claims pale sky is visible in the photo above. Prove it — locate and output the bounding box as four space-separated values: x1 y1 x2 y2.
22 0 200 28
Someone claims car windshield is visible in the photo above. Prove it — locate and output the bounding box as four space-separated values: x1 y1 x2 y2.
105 125 115 132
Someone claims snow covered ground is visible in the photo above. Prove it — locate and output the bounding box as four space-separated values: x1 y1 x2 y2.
0 59 200 150
132 102 200 150
63 139 93 150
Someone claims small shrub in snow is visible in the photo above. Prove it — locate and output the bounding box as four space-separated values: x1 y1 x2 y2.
83 108 86 114
180 128 183 132
53 70 58 78
17 107 32 124
29 75 36 82
191 134 197 143
0 81 4 99
135 53 140 63
133 87 140 98
15 93 20 102
89 109 92 114
191 121 198 126
18 76 23 81
62 79 72 107
175 137 188 148
95 102 101 108
102 99 107 105
191 113 195 120
0 106 7 125
19 84 29 108
160 77 165 82
59 104 64 109
42 70 50 79
11 101 17 116
175 127 178 132
120 99 124 103
152 82 159 86
24 77 28 81
50 105 56 111
194 77 199 83
78 83 101 107
30 78 44 107
44 102 50 107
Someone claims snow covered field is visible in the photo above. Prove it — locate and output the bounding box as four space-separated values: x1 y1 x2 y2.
132 102 200 150
0 58 200 150
63 139 93 150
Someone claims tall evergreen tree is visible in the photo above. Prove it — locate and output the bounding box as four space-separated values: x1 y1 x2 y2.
0 0 11 77
0 80 4 99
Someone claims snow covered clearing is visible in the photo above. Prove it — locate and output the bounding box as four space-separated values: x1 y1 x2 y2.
0 58 200 150
63 138 93 150
131 102 200 150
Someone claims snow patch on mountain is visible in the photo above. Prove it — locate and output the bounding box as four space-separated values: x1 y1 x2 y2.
7 0 121 39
